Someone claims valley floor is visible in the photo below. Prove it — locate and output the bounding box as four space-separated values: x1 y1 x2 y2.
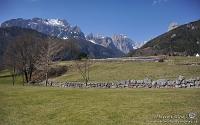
0 56 200 125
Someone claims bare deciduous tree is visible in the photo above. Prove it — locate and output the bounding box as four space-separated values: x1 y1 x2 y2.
75 53 90 85
36 38 59 86
4 34 44 84
4 43 18 85
4 34 83 86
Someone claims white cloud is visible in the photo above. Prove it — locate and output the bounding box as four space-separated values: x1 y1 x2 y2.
152 0 168 5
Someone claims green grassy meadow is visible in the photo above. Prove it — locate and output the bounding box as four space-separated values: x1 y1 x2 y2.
0 56 200 125
0 84 200 125
56 56 200 82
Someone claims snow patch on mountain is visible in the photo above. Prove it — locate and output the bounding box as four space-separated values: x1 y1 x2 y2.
1 18 86 40
133 41 146 49
43 19 65 26
89 40 97 44
63 36 68 39
168 22 179 31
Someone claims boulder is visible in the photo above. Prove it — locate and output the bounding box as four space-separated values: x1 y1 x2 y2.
167 80 175 88
152 81 157 87
175 85 182 88
175 80 181 85
178 75 185 81
181 84 187 88
195 81 200 87
157 79 168 87
130 80 137 84
137 80 144 84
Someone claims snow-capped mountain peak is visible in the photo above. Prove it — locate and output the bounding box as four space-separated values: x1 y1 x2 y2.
43 19 65 26
1 17 143 55
133 41 146 49
112 34 136 54
86 33 140 54
1 18 85 39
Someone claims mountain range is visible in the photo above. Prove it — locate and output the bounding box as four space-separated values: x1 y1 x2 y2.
1 17 199 60
1 18 85 40
1 18 138 54
129 20 200 56
86 33 141 54
0 27 124 63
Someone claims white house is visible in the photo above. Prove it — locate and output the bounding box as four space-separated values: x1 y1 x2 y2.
196 53 199 57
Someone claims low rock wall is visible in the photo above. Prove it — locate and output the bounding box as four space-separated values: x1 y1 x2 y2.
47 76 200 88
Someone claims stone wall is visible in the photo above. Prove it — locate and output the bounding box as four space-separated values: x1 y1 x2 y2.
47 76 200 88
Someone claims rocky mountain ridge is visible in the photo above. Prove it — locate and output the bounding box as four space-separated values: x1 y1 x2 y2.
1 18 140 54
86 33 140 54
1 18 85 40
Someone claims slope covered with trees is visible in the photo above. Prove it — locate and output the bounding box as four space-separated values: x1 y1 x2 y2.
129 20 200 56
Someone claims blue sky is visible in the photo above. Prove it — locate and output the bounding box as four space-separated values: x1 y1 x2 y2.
0 0 200 42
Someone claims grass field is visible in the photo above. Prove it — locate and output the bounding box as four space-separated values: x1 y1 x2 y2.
56 56 200 82
0 56 200 125
0 84 200 125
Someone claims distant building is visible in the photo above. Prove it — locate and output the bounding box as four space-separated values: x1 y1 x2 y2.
196 53 199 57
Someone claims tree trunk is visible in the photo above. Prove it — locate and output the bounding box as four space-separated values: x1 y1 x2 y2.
85 60 87 86
11 67 16 86
22 74 25 86
12 74 15 86
29 71 32 82
45 72 48 86
24 70 29 83
29 66 33 82
87 60 89 82
45 61 49 86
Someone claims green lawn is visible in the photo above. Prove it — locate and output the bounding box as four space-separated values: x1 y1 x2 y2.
0 70 23 85
55 56 200 82
0 84 199 125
